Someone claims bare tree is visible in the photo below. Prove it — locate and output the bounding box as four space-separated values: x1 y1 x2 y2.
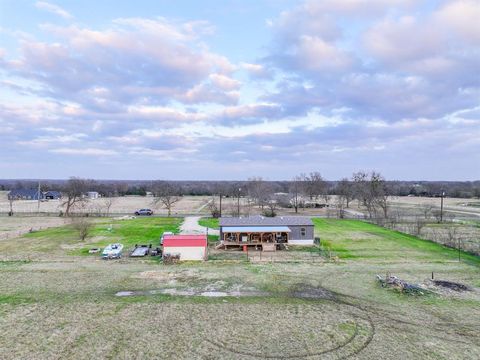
151 181 182 216
352 171 388 219
62 177 89 217
289 175 304 213
422 204 434 219
370 171 389 219
352 171 370 207
445 226 459 248
102 198 116 216
334 193 347 218
413 216 426 236
303 172 326 200
207 196 221 218
246 177 274 210
263 193 279 217
72 218 94 241
336 178 354 208
8 196 17 216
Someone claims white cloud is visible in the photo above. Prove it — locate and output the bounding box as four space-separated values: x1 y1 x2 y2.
49 148 118 156
241 62 271 79
434 0 480 45
295 35 352 71
35 1 73 19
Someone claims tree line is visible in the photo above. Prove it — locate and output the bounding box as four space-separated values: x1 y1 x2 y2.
2 178 479 199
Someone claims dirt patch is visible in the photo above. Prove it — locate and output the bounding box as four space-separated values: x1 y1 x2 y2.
115 288 267 297
133 269 200 283
291 284 337 301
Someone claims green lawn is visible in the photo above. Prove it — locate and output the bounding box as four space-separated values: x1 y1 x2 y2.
19 217 181 256
198 217 219 229
313 218 480 266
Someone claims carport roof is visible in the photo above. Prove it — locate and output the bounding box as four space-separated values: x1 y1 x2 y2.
222 226 291 233
220 215 313 227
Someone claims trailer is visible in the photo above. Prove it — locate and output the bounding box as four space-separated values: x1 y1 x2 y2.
130 244 151 257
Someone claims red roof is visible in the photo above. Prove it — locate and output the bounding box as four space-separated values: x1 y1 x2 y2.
163 235 207 248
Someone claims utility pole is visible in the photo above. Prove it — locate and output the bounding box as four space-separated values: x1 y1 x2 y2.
219 194 222 217
237 187 241 217
440 191 445 223
37 181 41 215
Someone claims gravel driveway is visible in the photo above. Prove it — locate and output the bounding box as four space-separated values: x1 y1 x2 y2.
180 216 219 235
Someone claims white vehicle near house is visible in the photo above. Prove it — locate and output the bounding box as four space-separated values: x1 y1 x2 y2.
160 231 174 245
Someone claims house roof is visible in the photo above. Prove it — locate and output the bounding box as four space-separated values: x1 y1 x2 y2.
222 226 291 233
8 189 42 198
163 235 207 248
220 215 313 227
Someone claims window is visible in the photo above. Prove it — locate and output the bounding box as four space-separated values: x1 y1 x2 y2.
301 227 306 236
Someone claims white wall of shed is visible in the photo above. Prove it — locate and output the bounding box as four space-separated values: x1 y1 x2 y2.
163 246 206 261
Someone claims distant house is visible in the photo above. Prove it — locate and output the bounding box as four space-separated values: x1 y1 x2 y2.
86 191 99 199
7 189 43 201
162 235 207 261
219 215 315 250
44 191 62 200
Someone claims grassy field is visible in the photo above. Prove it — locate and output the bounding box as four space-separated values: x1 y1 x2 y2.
0 217 181 259
314 219 480 265
198 217 219 229
0 217 479 359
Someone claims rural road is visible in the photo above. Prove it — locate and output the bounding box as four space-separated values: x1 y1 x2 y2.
180 216 219 235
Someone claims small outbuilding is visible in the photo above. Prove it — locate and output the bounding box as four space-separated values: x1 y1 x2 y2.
162 235 207 261
44 191 62 200
86 191 99 199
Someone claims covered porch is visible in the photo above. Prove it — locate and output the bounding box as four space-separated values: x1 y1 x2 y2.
221 226 290 250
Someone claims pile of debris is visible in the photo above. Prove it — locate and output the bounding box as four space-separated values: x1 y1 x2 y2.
163 253 180 265
431 280 470 292
376 273 427 295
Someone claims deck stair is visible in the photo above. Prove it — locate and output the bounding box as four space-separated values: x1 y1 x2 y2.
262 243 276 252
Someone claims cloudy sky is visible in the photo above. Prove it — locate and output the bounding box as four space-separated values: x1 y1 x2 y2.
0 0 479 180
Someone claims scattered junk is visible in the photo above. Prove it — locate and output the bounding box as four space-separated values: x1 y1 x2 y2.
163 253 181 265
150 247 162 256
431 280 470 292
377 273 472 297
88 248 101 254
130 244 151 257
102 243 123 259
114 215 136 220
376 273 428 295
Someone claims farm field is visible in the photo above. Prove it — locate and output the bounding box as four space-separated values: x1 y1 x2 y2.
0 216 479 359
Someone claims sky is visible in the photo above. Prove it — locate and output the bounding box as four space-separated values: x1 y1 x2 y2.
0 0 479 181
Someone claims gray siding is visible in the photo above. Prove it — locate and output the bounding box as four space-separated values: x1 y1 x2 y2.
289 225 314 240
